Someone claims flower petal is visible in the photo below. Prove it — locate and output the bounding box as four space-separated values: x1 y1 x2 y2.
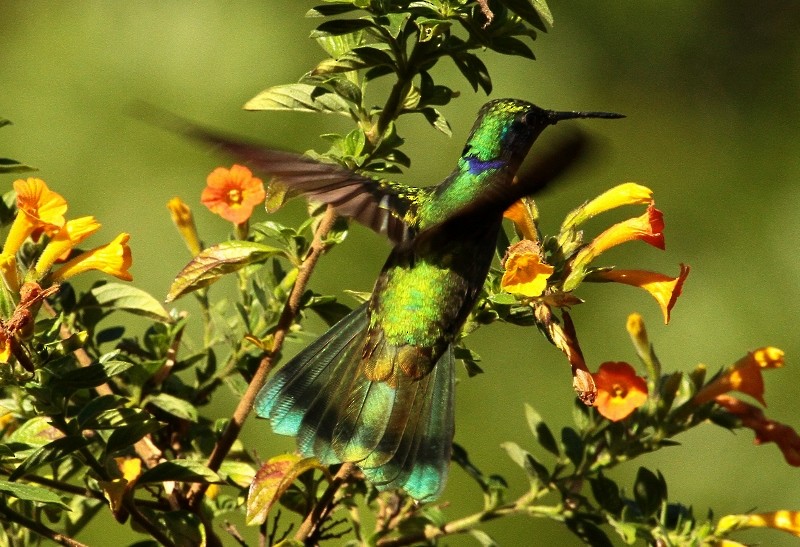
201 164 265 225
593 264 689 324
52 233 133 282
592 361 648 421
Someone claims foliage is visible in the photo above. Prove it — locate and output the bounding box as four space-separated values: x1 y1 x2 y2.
0 2 797 546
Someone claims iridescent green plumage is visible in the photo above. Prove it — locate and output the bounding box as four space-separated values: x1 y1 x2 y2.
179 99 622 500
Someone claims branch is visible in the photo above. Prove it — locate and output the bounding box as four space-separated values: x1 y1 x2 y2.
0 503 88 547
294 462 356 543
186 206 339 509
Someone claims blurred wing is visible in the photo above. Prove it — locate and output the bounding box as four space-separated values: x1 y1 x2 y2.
411 129 592 248
141 107 424 244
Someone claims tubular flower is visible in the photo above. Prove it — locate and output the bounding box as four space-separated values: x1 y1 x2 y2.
592 361 648 421
561 182 653 230
501 240 554 298
503 199 538 241
564 204 665 291
592 264 690 324
201 164 265 225
0 330 11 363
2 178 68 257
51 233 133 282
32 216 102 279
718 510 800 538
713 395 800 466
693 347 784 406
167 197 202 256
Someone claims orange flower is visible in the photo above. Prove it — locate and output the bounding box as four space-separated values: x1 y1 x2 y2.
33 216 102 278
51 233 133 282
201 164 265 225
564 204 665 291
714 395 800 466
561 182 653 230
3 178 67 257
503 199 538 241
501 240 554 298
167 197 202 256
693 347 784 406
592 361 648 421
718 510 800 538
592 264 690 324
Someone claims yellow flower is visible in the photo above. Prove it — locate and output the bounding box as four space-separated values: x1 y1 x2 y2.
503 199 538 241
693 347 784 406
718 510 800 538
0 330 12 363
592 361 648 421
592 264 689 324
3 178 68 257
52 233 133 282
501 240 554 298
0 253 19 294
562 182 653 230
564 204 665 291
201 164 265 225
32 216 102 278
167 197 202 256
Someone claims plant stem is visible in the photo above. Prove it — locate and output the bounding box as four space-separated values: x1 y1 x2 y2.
0 503 88 547
186 206 338 510
294 462 356 544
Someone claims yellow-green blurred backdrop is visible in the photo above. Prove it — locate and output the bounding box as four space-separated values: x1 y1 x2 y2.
1 2 799 545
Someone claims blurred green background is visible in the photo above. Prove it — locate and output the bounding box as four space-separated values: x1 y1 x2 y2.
2 2 799 545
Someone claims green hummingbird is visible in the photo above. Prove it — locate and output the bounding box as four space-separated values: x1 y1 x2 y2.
175 99 622 500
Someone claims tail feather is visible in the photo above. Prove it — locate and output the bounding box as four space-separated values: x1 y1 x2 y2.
255 304 456 501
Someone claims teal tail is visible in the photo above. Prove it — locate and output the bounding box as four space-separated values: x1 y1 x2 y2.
254 304 455 501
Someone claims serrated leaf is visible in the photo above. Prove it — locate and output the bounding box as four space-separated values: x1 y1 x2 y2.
10 435 92 480
90 283 171 322
167 241 283 301
247 454 328 525
244 83 352 116
138 460 222 484
0 480 69 509
524 404 559 456
145 393 198 422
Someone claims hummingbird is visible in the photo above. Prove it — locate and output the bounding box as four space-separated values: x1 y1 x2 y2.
171 99 622 500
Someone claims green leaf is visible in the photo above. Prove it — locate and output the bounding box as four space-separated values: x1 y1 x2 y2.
561 427 583 467
450 50 492 94
500 442 545 486
167 241 283 301
468 529 498 547
314 29 365 57
0 480 69 509
76 395 132 429
502 0 552 32
566 517 613 547
590 472 624 516
244 83 352 116
313 46 394 75
8 417 64 447
145 393 199 422
488 36 535 59
416 18 452 42
419 107 452 136
53 360 133 392
10 436 92 481
306 4 361 18
524 404 559 456
633 467 667 517
247 454 328 525
138 460 222 485
89 283 171 322
310 18 375 38
105 418 162 455
0 157 37 174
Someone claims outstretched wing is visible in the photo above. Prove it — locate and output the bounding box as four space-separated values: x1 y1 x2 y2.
142 108 425 244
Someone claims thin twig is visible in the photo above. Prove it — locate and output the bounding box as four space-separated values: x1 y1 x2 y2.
186 206 338 510
294 462 356 544
0 503 89 547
